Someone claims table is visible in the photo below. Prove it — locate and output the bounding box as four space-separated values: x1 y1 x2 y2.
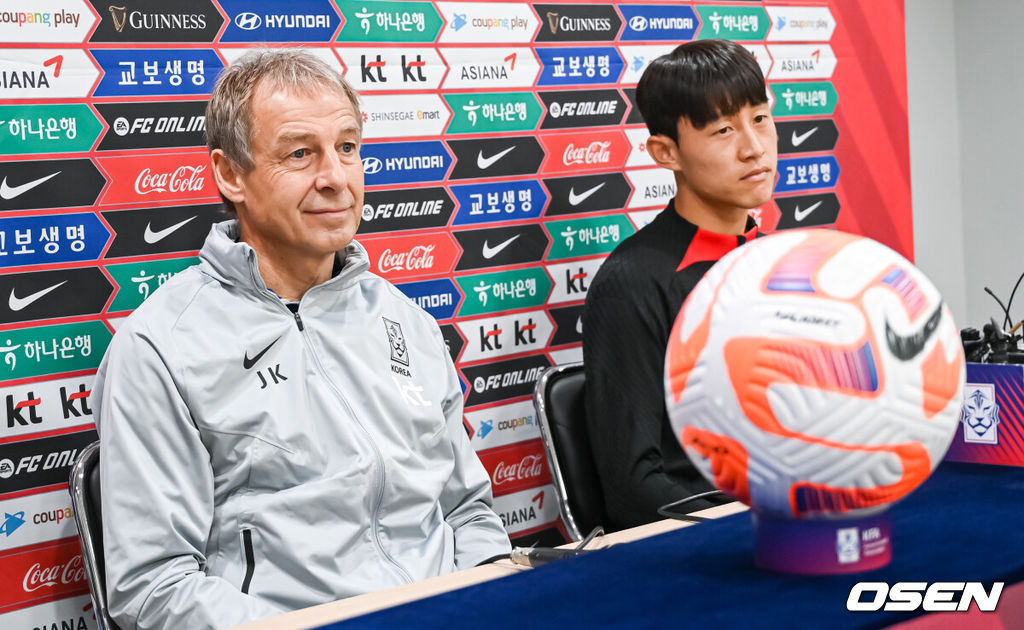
235 463 1024 629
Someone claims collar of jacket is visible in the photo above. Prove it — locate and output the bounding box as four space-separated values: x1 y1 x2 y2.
199 220 372 294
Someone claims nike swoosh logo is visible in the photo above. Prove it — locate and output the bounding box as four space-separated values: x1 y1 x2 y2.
0 171 61 200
8 281 67 312
791 126 819 147
243 336 280 370
885 302 943 361
793 200 824 222
482 234 520 259
568 182 606 206
477 146 515 170
144 216 197 244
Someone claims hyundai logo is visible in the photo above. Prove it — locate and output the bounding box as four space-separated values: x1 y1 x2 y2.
235 12 262 30
362 157 383 174
628 15 648 31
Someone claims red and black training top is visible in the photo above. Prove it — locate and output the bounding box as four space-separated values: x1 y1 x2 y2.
581 199 759 530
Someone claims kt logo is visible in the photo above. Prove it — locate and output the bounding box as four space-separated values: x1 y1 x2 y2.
565 267 589 294
360 54 428 83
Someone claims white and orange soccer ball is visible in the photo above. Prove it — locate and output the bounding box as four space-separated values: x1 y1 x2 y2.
665 230 965 519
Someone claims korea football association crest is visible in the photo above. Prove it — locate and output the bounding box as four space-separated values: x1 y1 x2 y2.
383 317 412 375
960 384 1000 444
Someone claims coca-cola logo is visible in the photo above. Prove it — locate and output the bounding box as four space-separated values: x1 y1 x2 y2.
134 165 207 195
379 244 436 273
22 555 86 593
563 141 611 166
492 454 544 486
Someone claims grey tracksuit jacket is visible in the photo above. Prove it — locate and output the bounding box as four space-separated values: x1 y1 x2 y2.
94 221 511 630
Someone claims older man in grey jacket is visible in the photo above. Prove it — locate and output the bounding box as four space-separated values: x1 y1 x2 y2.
93 49 511 630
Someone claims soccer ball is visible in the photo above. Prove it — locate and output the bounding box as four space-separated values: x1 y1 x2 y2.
664 230 964 519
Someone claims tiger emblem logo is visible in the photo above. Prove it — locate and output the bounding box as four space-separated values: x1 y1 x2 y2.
960 386 999 444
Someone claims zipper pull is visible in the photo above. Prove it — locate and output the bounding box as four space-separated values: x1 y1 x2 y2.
293 310 304 331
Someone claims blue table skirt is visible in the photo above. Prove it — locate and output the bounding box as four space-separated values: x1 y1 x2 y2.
322 463 1024 629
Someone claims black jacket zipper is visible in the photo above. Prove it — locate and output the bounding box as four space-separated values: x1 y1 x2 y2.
241 528 255 594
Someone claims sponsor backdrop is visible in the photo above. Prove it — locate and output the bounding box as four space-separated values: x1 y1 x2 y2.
0 0 909 622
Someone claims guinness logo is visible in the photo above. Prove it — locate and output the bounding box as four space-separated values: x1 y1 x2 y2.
546 12 559 34
109 5 128 32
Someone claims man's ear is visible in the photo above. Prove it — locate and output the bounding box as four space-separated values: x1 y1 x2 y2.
646 134 683 172
210 149 245 205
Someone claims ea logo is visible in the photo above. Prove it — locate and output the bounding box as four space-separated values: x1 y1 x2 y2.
112 117 130 137
628 15 649 31
362 204 374 221
549 102 562 118
473 377 486 393
362 157 383 174
235 12 261 30
0 458 14 479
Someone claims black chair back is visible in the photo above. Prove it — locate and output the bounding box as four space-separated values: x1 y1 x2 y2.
534 362 606 541
69 440 119 630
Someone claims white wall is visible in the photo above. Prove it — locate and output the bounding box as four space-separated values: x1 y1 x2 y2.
907 0 1024 329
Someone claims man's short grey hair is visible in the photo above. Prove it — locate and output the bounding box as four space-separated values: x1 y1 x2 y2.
206 49 362 213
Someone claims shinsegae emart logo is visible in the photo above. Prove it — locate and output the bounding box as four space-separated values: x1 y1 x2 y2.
455 267 552 317
544 214 635 260
336 0 442 42
443 92 542 134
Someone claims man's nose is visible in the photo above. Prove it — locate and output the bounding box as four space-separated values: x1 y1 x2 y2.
316 149 347 191
739 125 767 160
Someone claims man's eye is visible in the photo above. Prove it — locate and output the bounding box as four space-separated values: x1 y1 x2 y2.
291 149 307 159
340 142 356 154
716 127 731 135
754 115 768 123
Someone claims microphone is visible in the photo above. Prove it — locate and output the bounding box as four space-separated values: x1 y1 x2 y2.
509 526 605 568
509 546 594 567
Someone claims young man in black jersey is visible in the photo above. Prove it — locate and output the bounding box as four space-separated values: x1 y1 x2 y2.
582 40 777 529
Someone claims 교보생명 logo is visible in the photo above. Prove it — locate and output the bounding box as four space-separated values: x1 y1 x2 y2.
91 49 223 98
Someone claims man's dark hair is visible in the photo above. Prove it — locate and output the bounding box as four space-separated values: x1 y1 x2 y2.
636 39 768 141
